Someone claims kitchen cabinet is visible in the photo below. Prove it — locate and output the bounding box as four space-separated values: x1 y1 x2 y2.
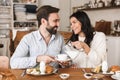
106 36 120 67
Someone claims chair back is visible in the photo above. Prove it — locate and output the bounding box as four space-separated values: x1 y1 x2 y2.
9 30 31 56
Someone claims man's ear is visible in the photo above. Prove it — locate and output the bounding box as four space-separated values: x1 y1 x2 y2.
41 18 47 25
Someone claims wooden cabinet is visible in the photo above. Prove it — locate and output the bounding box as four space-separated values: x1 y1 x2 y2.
106 36 120 67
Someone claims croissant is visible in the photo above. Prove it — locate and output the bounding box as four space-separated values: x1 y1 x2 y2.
45 65 53 74
110 65 120 72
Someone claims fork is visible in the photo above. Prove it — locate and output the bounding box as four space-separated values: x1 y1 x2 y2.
21 70 26 77
82 69 86 73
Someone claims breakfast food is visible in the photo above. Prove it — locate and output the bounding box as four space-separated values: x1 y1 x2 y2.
45 65 53 74
110 65 120 72
26 68 40 75
93 66 101 73
26 65 54 75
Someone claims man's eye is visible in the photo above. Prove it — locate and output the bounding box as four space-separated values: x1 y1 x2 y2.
54 19 60 22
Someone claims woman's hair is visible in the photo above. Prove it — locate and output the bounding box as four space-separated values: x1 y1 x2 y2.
69 10 94 46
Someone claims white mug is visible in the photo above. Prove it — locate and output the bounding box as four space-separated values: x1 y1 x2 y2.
57 54 68 61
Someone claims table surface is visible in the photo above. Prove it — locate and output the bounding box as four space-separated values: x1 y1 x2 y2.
10 68 113 80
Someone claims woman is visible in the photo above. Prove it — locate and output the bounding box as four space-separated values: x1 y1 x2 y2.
65 10 107 68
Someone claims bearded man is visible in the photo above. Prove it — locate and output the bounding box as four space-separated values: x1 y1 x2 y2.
10 5 67 69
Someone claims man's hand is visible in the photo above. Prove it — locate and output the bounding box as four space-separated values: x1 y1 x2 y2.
36 55 55 63
57 60 72 68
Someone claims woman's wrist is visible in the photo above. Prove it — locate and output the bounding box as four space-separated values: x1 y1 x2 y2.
83 43 90 55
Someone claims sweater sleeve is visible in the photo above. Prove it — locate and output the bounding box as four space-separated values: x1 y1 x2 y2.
87 32 107 67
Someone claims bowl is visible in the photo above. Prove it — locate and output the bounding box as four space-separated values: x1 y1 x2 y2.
84 73 93 79
59 73 70 80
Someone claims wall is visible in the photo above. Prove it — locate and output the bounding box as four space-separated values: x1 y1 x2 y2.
58 0 71 31
38 0 59 8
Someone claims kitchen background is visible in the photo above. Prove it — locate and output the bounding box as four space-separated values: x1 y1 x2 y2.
39 0 120 32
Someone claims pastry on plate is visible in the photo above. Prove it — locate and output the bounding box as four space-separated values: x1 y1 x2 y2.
45 65 53 74
110 65 120 72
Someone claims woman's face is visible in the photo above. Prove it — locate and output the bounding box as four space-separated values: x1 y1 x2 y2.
70 17 82 34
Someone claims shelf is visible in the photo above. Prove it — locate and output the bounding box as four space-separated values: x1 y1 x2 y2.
0 27 11 30
0 6 11 8
14 27 38 31
0 15 12 19
0 0 38 32
73 5 120 11
14 20 37 23
13 2 38 6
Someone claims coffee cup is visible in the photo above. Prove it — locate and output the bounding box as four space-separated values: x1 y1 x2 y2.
115 71 120 77
57 54 68 61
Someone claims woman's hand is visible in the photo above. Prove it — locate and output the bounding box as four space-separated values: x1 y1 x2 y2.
71 41 84 50
71 41 90 54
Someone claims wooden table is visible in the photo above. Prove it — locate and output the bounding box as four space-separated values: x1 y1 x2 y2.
11 68 113 80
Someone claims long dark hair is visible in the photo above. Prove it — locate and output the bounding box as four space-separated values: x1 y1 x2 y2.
69 10 94 47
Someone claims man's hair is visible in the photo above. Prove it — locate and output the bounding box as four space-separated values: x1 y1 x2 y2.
36 5 59 27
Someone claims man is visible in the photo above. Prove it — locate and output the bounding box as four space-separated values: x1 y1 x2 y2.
10 5 66 69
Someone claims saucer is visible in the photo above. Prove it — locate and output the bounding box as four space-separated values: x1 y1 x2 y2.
111 74 120 80
59 73 70 80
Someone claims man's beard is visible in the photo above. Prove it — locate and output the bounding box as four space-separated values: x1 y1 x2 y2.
46 26 58 35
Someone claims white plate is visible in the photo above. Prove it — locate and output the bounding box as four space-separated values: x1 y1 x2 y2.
111 74 120 80
91 69 114 75
26 68 58 76
102 72 114 75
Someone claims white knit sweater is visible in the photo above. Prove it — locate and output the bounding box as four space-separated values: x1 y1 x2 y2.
65 32 107 68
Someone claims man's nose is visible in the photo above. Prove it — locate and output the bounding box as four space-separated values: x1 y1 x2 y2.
56 22 60 27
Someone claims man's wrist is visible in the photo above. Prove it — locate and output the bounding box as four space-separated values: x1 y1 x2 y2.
36 55 42 63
